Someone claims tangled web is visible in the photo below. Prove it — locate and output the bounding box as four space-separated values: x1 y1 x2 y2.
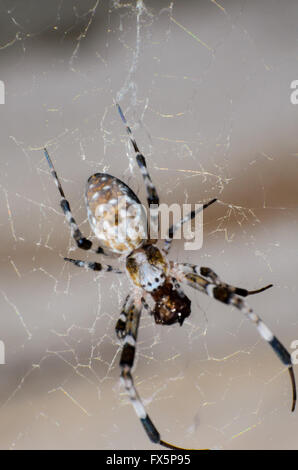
0 0 298 449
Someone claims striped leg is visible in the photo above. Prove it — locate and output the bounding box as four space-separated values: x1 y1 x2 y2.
118 295 195 450
163 198 217 255
141 296 153 315
64 257 122 274
119 296 159 442
174 264 296 412
116 104 159 208
180 264 273 297
115 295 130 339
44 148 105 254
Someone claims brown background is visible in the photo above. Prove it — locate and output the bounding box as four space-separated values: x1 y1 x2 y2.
0 0 298 449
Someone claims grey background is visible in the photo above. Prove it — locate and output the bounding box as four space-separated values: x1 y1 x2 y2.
0 0 298 449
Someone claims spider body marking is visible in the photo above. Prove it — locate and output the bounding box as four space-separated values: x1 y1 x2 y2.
43 103 296 450
86 173 147 255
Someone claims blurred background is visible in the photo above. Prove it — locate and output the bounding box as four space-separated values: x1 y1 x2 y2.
0 0 298 450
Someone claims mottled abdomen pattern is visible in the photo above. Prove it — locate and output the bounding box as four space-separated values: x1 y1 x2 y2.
85 173 147 255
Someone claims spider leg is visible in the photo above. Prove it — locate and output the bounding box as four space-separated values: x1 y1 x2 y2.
119 295 160 442
163 198 217 255
64 257 122 274
141 296 153 315
180 264 273 297
174 263 296 412
115 295 131 339
43 148 105 255
118 294 202 450
116 104 159 209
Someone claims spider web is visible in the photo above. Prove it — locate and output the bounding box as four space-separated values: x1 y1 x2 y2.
1 0 298 450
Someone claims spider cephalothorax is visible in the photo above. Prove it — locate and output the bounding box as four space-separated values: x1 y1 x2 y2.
126 244 167 291
43 103 296 451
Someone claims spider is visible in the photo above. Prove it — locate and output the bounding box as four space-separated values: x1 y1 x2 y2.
43 104 296 450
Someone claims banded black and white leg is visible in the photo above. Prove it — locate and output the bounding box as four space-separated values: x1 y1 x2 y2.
64 257 123 274
44 148 105 254
118 293 192 450
180 264 273 297
140 296 153 315
115 295 131 339
116 104 159 213
163 198 217 256
119 295 159 443
174 263 297 412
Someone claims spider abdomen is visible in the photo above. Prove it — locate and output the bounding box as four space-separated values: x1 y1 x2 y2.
85 173 147 255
